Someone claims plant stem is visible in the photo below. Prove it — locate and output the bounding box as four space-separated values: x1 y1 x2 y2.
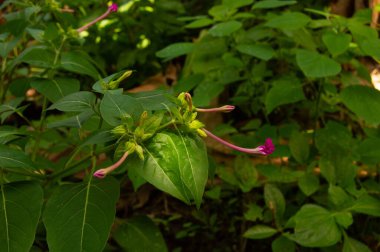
156 119 177 131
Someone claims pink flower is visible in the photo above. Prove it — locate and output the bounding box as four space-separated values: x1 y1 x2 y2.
93 151 128 178
77 3 118 33
203 128 275 155
196 105 235 113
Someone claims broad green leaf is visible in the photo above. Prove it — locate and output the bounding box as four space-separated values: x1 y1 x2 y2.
236 43 274 60
209 20 242 37
129 132 208 208
129 90 174 111
13 45 55 68
289 204 341 247
298 173 319 196
48 91 96 112
296 50 341 78
60 51 100 79
349 194 380 217
252 0 297 9
113 216 168 252
99 93 144 126
47 110 95 128
272 236 296 252
341 85 380 126
358 38 380 60
43 177 120 252
31 78 80 102
357 137 380 164
0 181 43 252
185 18 214 29
289 131 309 164
343 236 372 252
0 144 36 170
264 184 285 225
265 77 305 114
265 12 310 30
322 32 352 57
347 19 378 41
243 225 278 239
156 43 194 60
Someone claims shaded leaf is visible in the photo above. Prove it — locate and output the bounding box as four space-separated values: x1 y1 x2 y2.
60 51 100 79
47 110 95 128
298 173 319 196
209 20 242 37
31 78 80 103
244 225 278 239
296 49 341 78
0 144 36 171
236 43 274 60
343 236 372 252
265 12 310 30
48 91 96 112
156 43 194 60
322 32 352 57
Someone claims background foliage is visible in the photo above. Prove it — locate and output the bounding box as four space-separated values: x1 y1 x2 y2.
1 0 380 251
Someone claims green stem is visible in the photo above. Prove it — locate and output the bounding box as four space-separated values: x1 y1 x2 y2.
156 119 177 131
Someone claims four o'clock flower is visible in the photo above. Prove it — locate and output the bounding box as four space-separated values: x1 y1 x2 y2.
196 105 235 113
77 3 118 33
93 151 128 178
202 128 275 155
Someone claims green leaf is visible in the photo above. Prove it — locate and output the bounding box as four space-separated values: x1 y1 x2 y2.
252 0 297 9
0 181 43 252
349 194 380 217
43 177 120 252
243 225 278 239
289 204 341 247
0 144 36 171
296 49 341 78
223 0 254 8
264 184 285 225
234 156 258 192
236 43 274 60
0 35 21 58
48 91 96 112
289 131 309 163
357 137 380 164
343 236 372 252
129 90 174 111
298 173 319 196
156 43 194 60
209 20 242 37
328 185 352 206
13 45 55 68
47 110 95 129
113 216 168 252
244 204 263 221
265 77 305 114
60 51 100 79
341 85 380 126
185 18 214 29
265 12 310 30
129 132 208 208
334 212 353 229
100 93 144 126
272 236 296 252
358 38 380 60
0 97 25 123
31 78 80 103
322 32 352 57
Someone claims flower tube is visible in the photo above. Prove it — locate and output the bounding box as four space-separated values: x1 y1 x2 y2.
77 3 118 33
93 151 128 178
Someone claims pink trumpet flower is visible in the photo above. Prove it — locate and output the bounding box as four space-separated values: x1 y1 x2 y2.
93 151 128 178
77 3 118 33
203 128 275 155
196 105 235 113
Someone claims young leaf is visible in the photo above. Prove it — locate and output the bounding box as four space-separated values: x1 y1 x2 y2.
113 216 168 252
43 177 120 252
296 49 341 78
243 225 278 239
48 91 96 112
0 181 43 252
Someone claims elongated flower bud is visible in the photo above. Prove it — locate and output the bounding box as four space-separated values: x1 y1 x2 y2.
203 128 274 155
93 151 128 178
77 3 118 33
196 105 235 113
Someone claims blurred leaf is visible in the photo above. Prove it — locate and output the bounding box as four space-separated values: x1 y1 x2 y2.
322 32 352 57
113 216 168 252
334 212 353 229
296 50 341 78
253 0 297 9
236 43 274 60
341 85 380 126
31 78 80 103
43 177 120 252
349 194 380 217
265 77 305 114
234 156 258 192
343 236 372 252
298 173 319 196
60 51 100 79
12 45 55 68
358 38 380 60
223 0 254 8
244 225 278 239
289 131 309 163
357 137 380 164
264 184 285 226
48 91 96 112
127 167 146 191
209 20 242 37
272 236 296 252
185 18 214 29
265 12 310 30
328 185 353 206
244 204 263 221
156 43 194 60
0 181 43 252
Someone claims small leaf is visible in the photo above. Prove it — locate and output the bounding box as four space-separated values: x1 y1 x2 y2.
265 77 305 114
0 181 43 252
31 78 80 102
43 177 120 252
244 225 278 239
60 51 100 79
341 85 380 126
113 216 168 252
209 20 242 37
322 32 352 57
236 43 274 60
296 49 341 78
298 173 319 196
252 0 297 9
156 43 194 60
185 18 214 29
343 236 372 252
48 91 96 112
265 12 310 30
289 131 309 164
